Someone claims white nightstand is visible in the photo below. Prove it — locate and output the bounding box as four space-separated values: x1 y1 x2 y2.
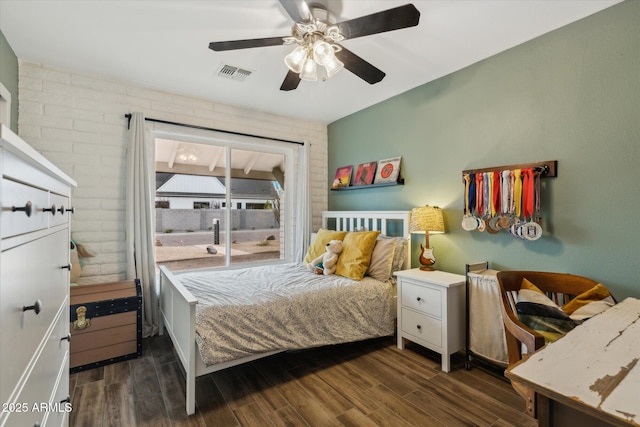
394 268 466 372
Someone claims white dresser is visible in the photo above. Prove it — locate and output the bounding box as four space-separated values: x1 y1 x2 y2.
395 269 466 372
0 125 76 427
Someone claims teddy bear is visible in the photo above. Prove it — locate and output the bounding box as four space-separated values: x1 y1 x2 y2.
307 239 343 275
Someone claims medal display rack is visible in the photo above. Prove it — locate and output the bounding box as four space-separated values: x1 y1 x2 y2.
462 160 557 178
461 160 557 240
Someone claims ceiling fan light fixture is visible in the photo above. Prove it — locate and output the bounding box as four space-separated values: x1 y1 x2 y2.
300 57 318 81
284 45 307 73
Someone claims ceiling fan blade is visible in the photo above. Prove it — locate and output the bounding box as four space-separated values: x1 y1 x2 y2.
280 70 301 91
336 4 420 40
209 36 287 51
278 0 311 23
335 47 385 85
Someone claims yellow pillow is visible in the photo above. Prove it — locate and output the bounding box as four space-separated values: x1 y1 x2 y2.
562 283 614 320
303 229 348 264
335 231 380 280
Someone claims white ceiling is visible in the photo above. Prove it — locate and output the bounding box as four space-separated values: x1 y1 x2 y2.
0 0 622 124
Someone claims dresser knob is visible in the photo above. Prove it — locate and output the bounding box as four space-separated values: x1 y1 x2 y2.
23 300 42 315
61 333 71 342
12 201 32 217
416 324 422 330
58 205 76 215
416 297 422 302
42 204 56 216
61 264 72 270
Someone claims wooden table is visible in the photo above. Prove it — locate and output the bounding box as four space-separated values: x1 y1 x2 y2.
506 297 640 426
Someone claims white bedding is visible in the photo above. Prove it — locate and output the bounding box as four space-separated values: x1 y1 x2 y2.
177 262 395 366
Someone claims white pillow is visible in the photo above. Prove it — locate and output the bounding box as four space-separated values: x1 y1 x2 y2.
366 238 396 281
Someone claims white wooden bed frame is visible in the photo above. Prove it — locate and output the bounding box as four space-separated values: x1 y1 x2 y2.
158 210 411 415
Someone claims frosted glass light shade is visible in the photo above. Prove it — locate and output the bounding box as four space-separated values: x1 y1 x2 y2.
284 46 306 73
300 58 318 81
312 40 334 65
323 56 344 78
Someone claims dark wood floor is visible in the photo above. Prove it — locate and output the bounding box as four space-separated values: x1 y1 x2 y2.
69 335 536 426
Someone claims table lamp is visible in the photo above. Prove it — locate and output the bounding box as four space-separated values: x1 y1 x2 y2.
409 205 445 271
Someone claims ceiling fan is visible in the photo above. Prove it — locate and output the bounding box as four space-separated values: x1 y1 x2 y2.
208 1 420 91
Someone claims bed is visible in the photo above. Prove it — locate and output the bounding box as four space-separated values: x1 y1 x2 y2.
158 210 411 415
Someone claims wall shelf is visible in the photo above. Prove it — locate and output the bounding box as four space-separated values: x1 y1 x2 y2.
331 178 405 191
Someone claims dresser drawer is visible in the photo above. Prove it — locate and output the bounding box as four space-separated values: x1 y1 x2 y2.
0 230 69 400
401 308 442 348
1 178 49 238
401 280 442 318
1 301 69 426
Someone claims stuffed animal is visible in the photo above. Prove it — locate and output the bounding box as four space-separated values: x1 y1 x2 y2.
307 239 343 275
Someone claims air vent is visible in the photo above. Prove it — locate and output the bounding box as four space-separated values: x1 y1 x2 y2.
216 64 253 82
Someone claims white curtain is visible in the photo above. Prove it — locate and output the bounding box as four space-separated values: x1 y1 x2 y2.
294 142 311 261
126 112 159 337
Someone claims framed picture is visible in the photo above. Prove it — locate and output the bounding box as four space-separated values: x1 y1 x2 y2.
332 165 353 189
353 161 377 186
373 156 402 184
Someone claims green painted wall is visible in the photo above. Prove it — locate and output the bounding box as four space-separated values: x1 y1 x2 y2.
328 1 640 299
0 29 18 132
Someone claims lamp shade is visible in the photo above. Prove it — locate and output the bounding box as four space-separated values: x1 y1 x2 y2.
409 206 445 234
284 46 307 73
300 57 318 81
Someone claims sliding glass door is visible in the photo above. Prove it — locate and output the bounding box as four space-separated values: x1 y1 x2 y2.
154 137 289 272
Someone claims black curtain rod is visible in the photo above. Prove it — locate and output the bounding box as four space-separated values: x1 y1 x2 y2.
124 113 304 146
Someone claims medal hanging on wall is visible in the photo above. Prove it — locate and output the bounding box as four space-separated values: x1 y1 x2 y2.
461 164 546 241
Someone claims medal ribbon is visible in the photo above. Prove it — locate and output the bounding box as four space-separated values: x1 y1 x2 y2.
513 169 522 217
483 172 490 217
475 173 484 217
522 168 535 219
492 170 501 216
501 170 511 215
464 174 470 215
469 173 476 215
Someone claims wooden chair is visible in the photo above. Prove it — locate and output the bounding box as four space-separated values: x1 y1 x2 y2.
496 271 609 419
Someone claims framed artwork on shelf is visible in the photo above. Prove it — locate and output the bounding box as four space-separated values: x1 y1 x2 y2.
353 161 377 186
373 156 402 184
332 165 353 189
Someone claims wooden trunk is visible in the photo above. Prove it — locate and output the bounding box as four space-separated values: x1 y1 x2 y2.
69 279 142 373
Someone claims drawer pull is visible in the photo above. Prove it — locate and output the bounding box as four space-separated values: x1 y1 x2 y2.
416 324 422 330
73 306 91 330
23 300 42 315
57 206 75 215
61 264 72 270
61 333 71 342
42 204 56 216
416 297 422 302
60 395 71 404
12 201 33 217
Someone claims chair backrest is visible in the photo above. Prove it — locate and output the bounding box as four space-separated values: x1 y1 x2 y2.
497 271 603 364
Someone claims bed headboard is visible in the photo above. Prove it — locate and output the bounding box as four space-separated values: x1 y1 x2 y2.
321 210 412 270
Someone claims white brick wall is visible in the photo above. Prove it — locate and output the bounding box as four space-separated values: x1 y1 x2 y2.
18 61 328 284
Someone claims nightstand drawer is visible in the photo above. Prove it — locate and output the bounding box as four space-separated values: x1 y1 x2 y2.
401 281 441 318
401 308 442 347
